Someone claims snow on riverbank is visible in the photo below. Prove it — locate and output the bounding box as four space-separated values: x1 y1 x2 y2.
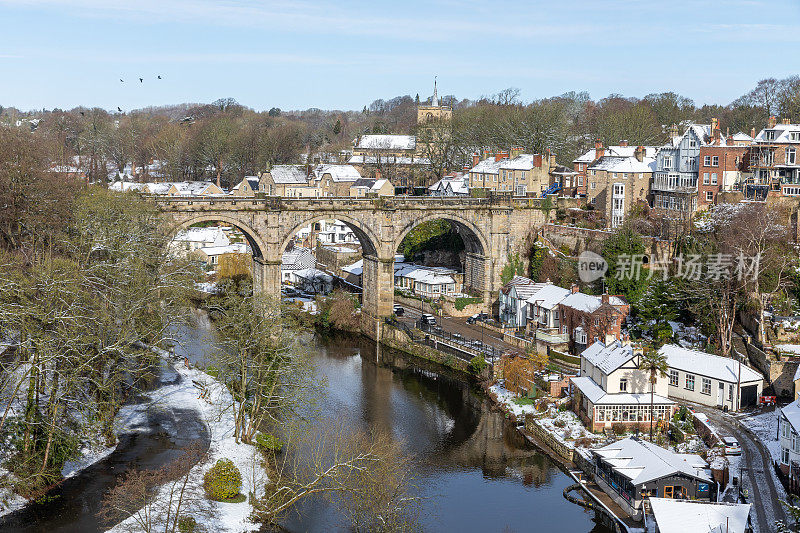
61 440 118 479
109 354 268 533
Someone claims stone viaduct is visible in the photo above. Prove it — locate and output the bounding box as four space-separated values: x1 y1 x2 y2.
154 195 550 338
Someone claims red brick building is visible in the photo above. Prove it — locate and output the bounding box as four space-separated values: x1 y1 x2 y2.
697 138 751 209
558 285 630 354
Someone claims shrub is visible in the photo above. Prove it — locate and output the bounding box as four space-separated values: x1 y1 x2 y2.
255 433 283 454
553 419 566 428
455 297 482 311
613 424 627 436
468 355 488 375
178 516 197 533
203 458 242 501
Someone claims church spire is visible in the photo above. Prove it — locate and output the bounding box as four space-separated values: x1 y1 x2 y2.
432 76 439 107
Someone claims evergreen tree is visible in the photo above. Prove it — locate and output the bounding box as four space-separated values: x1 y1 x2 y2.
601 226 648 303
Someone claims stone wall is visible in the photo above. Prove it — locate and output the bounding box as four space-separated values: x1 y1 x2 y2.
524 414 574 462
541 223 672 263
745 342 797 397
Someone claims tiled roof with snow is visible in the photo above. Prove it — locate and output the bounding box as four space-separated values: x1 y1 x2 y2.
588 155 656 173
571 376 674 407
592 437 711 486
560 292 625 313
469 158 502 175
754 123 800 144
356 135 416 151
200 243 249 256
294 268 333 281
109 181 147 192
347 154 429 166
649 498 750 533
574 146 659 163
315 164 361 182
164 181 223 196
781 401 800 433
173 226 229 246
582 340 636 374
282 248 316 270
499 154 539 171
660 344 763 384
526 284 571 310
269 165 308 184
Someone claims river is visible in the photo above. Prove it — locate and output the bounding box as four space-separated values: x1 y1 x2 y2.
0 310 609 532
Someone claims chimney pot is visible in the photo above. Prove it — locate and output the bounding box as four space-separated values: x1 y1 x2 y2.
472 153 480 167
634 146 644 162
783 118 791 125
768 116 777 128
750 127 756 139
601 293 610 304
619 140 628 147
571 283 579 294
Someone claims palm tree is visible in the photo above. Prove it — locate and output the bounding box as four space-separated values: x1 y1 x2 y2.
640 346 669 439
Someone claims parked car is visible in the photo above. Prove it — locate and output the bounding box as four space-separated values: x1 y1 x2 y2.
467 312 489 324
420 314 437 326
452 333 463 340
393 304 404 316
723 436 741 455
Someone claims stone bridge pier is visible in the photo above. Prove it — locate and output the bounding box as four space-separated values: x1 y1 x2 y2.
157 196 549 340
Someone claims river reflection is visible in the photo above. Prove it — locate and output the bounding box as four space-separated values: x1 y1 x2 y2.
280 334 608 533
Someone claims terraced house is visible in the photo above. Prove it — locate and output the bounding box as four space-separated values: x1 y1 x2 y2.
748 117 800 200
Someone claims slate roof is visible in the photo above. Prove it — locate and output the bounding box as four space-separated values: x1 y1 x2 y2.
582 340 636 374
356 135 416 151
592 437 711 486
649 498 750 533
660 345 763 384
270 165 309 184
571 376 674 406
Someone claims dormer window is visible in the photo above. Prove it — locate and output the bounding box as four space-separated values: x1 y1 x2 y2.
766 130 776 141
791 132 800 142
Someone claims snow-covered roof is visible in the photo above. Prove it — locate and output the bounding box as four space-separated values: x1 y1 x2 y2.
145 183 173 195
782 401 800 433
315 164 361 182
502 276 548 300
731 132 754 143
588 155 656 173
499 154 540 171
660 345 763 384
294 268 333 282
347 154 429 166
649 498 751 533
469 158 502 175
429 175 468 194
582 340 636 375
574 146 659 164
356 135 416 151
109 181 147 192
560 292 626 313
592 437 711 486
165 181 223 196
200 243 248 256
571 376 673 406
394 263 457 285
231 176 259 191
754 122 800 144
342 259 364 276
173 226 229 246
526 284 571 310
269 165 309 184
282 248 316 271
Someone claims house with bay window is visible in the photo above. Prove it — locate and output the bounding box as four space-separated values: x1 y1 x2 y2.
660 345 763 411
571 340 675 433
499 276 547 329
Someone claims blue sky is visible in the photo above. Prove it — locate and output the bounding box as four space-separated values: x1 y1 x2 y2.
1 0 798 112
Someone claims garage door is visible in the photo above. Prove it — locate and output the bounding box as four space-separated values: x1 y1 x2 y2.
740 385 758 408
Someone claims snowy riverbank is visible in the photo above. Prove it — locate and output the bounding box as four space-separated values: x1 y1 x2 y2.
108 351 267 532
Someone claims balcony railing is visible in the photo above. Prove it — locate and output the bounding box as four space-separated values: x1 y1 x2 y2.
535 329 568 344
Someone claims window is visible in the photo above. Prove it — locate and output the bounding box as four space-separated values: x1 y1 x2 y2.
706 191 714 202
711 173 718 185
701 378 712 395
788 148 796 165
594 317 599 326
613 183 625 196
783 448 790 464
578 177 584 186
688 139 697 148
619 378 628 392
704 156 711 166
669 370 679 386
766 130 776 141
685 374 695 391
712 156 719 167
663 156 673 170
728 384 734 401
703 172 710 185
591 182 597 190
790 132 800 142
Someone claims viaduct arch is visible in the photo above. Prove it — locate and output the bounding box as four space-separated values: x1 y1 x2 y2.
158 196 551 338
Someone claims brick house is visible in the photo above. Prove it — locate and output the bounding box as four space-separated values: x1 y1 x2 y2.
572 140 658 199
696 128 752 209
558 285 629 354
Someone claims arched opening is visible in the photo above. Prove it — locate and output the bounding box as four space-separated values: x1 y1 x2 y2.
168 216 265 293
278 216 380 315
392 216 490 325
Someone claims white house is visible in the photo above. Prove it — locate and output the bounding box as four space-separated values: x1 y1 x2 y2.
660 345 763 411
197 243 249 267
281 248 316 283
171 226 230 256
428 174 469 197
499 276 546 329
525 283 571 331
294 268 334 295
571 340 674 432
393 262 460 298
648 498 751 533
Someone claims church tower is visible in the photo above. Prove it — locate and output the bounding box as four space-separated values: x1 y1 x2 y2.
417 77 452 125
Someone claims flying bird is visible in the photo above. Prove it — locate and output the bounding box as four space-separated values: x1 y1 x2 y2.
119 78 124 83
139 78 143 83
157 75 162 79
117 107 123 112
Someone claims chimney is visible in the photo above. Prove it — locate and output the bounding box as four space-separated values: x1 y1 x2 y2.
669 124 679 140
726 127 733 146
549 151 556 167
495 151 509 162
533 154 543 168
768 116 777 128
783 118 791 125
472 153 480 167
619 140 629 147
510 147 523 158
712 118 721 145
601 293 610 304
571 283 579 294
750 127 756 139
594 139 604 160
634 146 644 162
483 148 491 160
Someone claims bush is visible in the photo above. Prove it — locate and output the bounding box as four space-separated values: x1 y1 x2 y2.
455 297 482 311
468 355 488 375
255 433 283 454
613 424 627 436
553 419 566 428
203 458 242 501
178 516 197 533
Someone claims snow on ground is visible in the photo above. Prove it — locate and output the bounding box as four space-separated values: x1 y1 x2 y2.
61 440 117 479
488 383 600 451
285 296 318 314
741 409 781 464
195 281 219 294
109 353 267 533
